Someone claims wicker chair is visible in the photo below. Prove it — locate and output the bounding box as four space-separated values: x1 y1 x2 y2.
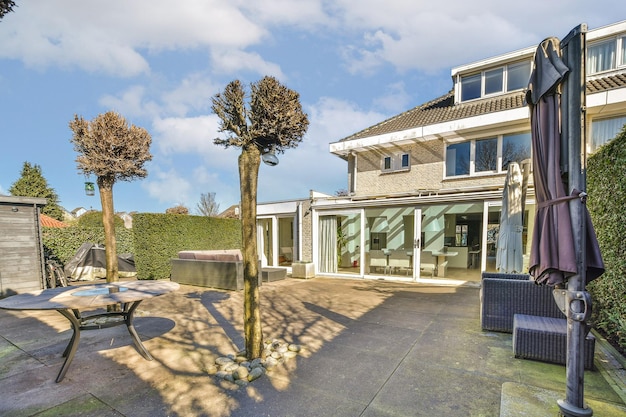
480 272 563 333
480 272 596 369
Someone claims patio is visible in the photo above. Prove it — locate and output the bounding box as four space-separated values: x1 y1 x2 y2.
0 277 624 416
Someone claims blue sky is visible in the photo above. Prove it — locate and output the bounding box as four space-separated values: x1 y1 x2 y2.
1 1 624 215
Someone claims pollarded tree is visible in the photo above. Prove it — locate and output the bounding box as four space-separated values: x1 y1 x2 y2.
212 76 309 359
69 111 152 283
9 162 64 220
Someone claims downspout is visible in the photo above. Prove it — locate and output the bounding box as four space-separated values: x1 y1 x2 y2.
297 202 303 262
350 151 357 195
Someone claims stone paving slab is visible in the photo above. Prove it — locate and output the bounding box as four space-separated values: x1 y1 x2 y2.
0 277 624 417
501 382 626 417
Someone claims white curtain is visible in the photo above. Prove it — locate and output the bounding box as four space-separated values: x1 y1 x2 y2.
591 116 626 152
587 41 615 74
318 216 337 273
257 222 267 267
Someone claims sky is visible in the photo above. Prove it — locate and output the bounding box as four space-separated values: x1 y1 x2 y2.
1 1 625 215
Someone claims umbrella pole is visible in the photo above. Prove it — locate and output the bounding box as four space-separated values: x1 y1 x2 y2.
557 24 593 417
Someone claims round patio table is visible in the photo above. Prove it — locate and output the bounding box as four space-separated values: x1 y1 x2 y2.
0 280 179 382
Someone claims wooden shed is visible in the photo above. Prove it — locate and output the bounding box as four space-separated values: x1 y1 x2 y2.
0 196 47 296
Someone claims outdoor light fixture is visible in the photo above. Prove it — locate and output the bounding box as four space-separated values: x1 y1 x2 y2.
84 182 95 196
261 146 279 166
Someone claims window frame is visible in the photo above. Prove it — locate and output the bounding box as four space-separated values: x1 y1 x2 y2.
459 60 531 103
445 132 531 179
381 153 411 174
587 35 626 75
589 115 626 153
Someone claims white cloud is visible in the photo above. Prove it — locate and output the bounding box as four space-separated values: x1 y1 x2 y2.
240 0 330 28
307 97 388 145
143 168 193 206
99 85 161 119
210 48 285 79
372 82 412 113
252 96 389 201
99 72 219 121
189 166 241 211
0 0 267 77
153 115 220 155
3 0 625 80
161 73 219 116
332 1 626 74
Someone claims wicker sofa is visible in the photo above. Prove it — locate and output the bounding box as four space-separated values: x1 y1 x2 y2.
171 249 244 291
480 272 563 333
480 272 596 369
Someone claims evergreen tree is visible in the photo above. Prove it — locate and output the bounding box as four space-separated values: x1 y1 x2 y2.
9 162 64 220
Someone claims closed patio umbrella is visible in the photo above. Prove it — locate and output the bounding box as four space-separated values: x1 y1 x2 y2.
526 37 604 287
526 29 605 417
496 162 524 273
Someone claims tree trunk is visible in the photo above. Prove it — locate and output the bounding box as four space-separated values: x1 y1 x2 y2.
98 176 119 283
239 146 263 359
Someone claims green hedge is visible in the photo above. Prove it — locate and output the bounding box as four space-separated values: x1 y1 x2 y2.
42 225 134 264
42 213 242 282
132 213 242 280
587 125 626 352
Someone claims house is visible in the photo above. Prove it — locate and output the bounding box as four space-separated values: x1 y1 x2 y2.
70 206 89 219
40 213 69 228
258 21 626 283
218 205 241 219
256 197 314 268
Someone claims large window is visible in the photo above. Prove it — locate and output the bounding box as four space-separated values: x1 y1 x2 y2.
461 74 481 101
459 61 531 102
587 35 626 74
484 68 503 95
475 138 497 172
502 133 531 169
507 61 531 91
446 142 470 176
590 115 626 152
446 132 531 178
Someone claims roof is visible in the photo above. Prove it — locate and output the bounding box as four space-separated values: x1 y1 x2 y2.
40 214 69 228
218 205 240 219
339 72 626 143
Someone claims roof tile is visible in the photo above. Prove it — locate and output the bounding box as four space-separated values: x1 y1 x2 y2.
340 73 626 143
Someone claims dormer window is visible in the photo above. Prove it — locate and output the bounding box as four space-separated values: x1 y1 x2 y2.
587 35 626 74
459 60 531 102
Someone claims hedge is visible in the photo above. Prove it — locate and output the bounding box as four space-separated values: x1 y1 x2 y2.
587 124 626 353
42 225 133 264
132 213 241 280
42 213 242 282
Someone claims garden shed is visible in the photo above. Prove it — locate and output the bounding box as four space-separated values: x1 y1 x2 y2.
0 196 47 296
